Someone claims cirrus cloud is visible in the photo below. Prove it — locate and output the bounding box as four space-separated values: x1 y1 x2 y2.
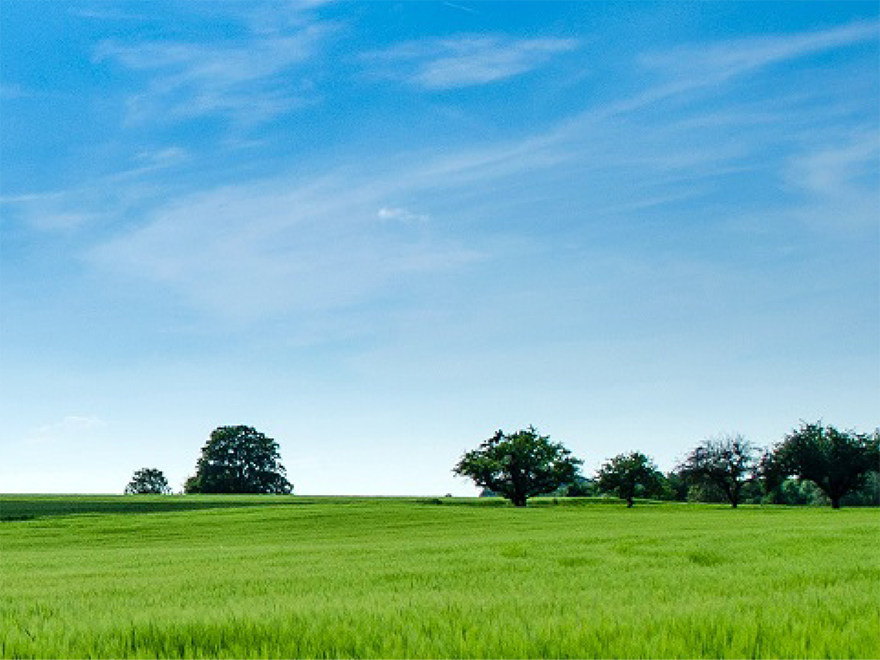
365 34 580 90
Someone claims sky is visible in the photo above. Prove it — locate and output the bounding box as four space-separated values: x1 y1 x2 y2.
1 1 878 495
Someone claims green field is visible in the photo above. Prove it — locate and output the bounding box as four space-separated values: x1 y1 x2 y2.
1 495 878 659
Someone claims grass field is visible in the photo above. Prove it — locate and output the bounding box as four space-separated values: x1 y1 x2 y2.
1 495 878 658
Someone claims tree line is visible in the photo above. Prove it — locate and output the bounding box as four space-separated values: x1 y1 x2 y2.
459 423 879 508
125 421 879 509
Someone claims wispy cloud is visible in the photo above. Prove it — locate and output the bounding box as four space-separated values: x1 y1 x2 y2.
26 415 107 446
0 145 190 231
781 129 880 231
71 7 150 21
1 189 106 231
642 20 878 85
88 174 480 320
366 35 579 89
0 83 31 100
94 22 332 125
34 18 880 324
377 206 430 223
442 2 480 16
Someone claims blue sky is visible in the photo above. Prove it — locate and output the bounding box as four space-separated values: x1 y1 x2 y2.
1 1 878 495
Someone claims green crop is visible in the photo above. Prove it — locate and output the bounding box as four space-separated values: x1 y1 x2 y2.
1 495 877 658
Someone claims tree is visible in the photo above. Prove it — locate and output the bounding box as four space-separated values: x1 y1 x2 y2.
185 425 293 494
595 452 665 507
770 421 879 509
564 474 596 497
677 434 757 508
661 470 689 501
125 468 171 495
453 426 582 507
757 446 789 502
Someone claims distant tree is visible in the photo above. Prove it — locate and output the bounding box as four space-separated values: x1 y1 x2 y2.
757 447 789 502
595 452 665 507
185 425 292 494
765 477 828 506
661 470 689 501
678 434 757 508
125 468 171 495
770 421 879 509
564 474 596 497
453 426 582 507
842 471 880 507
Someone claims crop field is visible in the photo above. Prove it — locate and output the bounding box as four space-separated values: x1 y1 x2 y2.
1 495 878 659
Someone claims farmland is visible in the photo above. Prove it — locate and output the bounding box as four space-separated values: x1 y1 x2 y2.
1 495 878 658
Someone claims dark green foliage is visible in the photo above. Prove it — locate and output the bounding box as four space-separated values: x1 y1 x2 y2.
660 471 689 501
770 421 879 509
124 468 171 495
678 434 757 508
757 447 789 499
783 478 827 506
453 427 582 507
685 480 726 503
541 474 596 497
595 452 664 507
185 426 292 494
841 471 880 507
563 475 596 497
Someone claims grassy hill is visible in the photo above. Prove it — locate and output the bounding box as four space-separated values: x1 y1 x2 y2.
1 495 877 658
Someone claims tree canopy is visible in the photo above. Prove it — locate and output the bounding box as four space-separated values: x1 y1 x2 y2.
769 421 879 509
453 426 582 507
596 452 665 507
125 468 171 495
677 434 756 508
184 426 292 494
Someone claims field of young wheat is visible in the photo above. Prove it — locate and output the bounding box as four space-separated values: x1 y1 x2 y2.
1 495 877 658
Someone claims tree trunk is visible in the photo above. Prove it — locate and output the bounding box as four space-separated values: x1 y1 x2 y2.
511 494 527 507
626 497 634 508
831 496 841 509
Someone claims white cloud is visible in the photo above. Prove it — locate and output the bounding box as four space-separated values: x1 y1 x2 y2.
26 415 107 446
0 83 30 100
1 145 189 232
1 189 108 231
442 2 480 16
134 146 189 168
94 22 332 125
71 7 150 21
366 35 579 90
88 174 480 320
377 206 430 223
40 19 880 324
781 130 880 231
642 20 878 85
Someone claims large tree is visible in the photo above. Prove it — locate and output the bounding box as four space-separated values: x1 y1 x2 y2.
677 434 757 508
185 425 292 494
596 452 665 507
770 421 879 509
125 468 171 494
453 426 582 507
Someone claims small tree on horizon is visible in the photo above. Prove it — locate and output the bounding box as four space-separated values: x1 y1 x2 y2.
677 434 757 508
596 452 665 507
185 426 292 494
453 427 582 507
125 468 171 495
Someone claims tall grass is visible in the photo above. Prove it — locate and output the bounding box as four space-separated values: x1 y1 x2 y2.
1 496 877 658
